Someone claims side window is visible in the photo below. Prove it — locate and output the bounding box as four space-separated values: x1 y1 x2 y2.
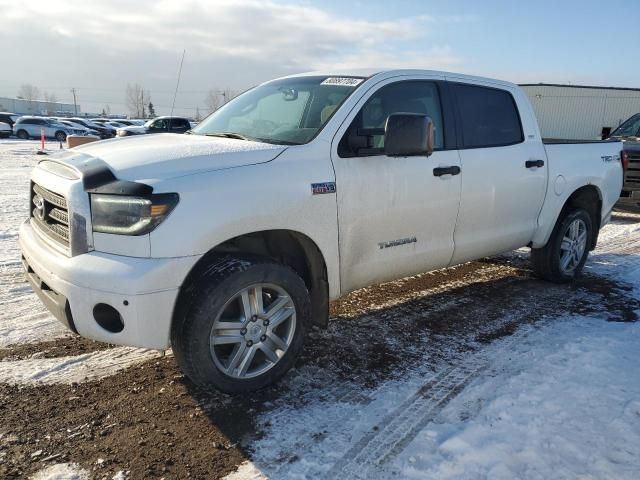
338 81 444 158
174 119 190 129
453 83 523 148
151 119 167 130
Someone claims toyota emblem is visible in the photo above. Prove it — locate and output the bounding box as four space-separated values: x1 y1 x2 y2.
33 194 46 220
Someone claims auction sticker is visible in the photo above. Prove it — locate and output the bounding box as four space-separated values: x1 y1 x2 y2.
321 77 364 87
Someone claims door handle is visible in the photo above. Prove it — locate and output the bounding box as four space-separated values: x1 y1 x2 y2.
525 159 545 168
433 166 461 177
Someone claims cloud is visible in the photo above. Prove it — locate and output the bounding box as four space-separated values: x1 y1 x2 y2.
1 0 459 70
0 0 463 115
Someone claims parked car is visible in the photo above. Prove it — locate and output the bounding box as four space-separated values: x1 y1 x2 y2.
116 116 191 136
58 120 100 137
608 113 640 210
92 119 126 129
0 112 19 128
13 116 81 141
20 69 623 393
107 119 135 126
65 118 114 139
0 121 11 138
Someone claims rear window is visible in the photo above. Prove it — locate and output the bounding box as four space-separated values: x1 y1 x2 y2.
453 83 523 148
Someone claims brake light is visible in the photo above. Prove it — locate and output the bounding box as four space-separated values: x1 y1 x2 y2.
621 150 629 171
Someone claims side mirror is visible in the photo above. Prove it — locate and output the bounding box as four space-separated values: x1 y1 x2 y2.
384 113 434 157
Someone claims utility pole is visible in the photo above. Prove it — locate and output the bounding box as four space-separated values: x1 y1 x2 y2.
70 88 78 115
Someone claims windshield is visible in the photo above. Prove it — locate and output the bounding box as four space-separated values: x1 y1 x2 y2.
191 76 365 145
610 114 640 138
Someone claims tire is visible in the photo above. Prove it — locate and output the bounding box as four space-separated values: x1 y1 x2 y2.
172 255 311 393
531 208 593 283
55 131 67 142
16 129 29 140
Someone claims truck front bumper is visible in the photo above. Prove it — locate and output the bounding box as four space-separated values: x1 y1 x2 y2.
19 219 199 349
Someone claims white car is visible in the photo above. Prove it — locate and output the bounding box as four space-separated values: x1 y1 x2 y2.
13 116 81 141
0 121 11 138
19 69 623 393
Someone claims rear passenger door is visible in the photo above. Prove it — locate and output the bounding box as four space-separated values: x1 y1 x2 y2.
29 119 45 137
448 81 547 264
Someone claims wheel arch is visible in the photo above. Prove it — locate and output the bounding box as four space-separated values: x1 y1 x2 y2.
172 229 330 334
538 184 602 251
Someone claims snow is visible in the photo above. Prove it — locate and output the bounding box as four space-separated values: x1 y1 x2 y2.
30 463 127 480
30 463 88 480
388 317 640 479
0 347 160 385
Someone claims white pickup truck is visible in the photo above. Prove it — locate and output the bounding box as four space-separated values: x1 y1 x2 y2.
20 69 623 392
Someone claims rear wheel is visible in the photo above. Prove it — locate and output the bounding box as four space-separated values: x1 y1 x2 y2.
55 131 67 142
16 129 29 140
171 255 311 393
531 208 593 283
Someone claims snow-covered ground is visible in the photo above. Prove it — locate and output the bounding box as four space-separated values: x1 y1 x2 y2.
1 141 639 479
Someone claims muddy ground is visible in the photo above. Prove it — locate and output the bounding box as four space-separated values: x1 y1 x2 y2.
1 236 639 479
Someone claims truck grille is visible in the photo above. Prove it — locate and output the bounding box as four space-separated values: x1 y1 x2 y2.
625 151 640 188
31 183 70 248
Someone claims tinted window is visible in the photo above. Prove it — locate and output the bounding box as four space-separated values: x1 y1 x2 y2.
453 84 523 148
171 118 190 129
338 81 444 157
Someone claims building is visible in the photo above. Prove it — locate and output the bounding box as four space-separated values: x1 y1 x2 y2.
0 97 80 116
520 84 640 141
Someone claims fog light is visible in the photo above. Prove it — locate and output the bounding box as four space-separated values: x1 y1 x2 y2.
93 303 124 333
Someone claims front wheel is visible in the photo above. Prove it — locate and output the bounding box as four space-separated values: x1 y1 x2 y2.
531 208 593 283
55 131 67 142
171 255 311 393
16 129 29 140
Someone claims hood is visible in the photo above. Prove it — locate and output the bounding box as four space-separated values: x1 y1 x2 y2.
51 133 286 182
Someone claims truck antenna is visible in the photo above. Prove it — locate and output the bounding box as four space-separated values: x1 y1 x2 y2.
170 49 186 118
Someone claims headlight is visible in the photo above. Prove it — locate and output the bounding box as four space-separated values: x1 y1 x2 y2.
90 193 179 235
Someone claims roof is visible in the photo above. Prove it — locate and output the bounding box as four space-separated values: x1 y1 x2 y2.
275 69 518 89
520 83 640 93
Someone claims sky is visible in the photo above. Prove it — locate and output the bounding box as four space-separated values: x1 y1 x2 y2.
0 0 637 117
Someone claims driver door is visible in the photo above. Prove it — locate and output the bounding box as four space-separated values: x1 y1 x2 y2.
331 78 462 294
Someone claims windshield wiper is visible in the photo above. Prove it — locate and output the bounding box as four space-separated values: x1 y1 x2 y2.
202 131 302 146
204 132 256 141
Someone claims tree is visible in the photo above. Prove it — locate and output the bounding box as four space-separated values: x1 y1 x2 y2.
194 107 202 122
125 84 150 118
43 91 57 104
204 89 221 114
42 91 58 115
148 102 156 118
18 84 40 102
221 87 238 105
103 104 111 117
